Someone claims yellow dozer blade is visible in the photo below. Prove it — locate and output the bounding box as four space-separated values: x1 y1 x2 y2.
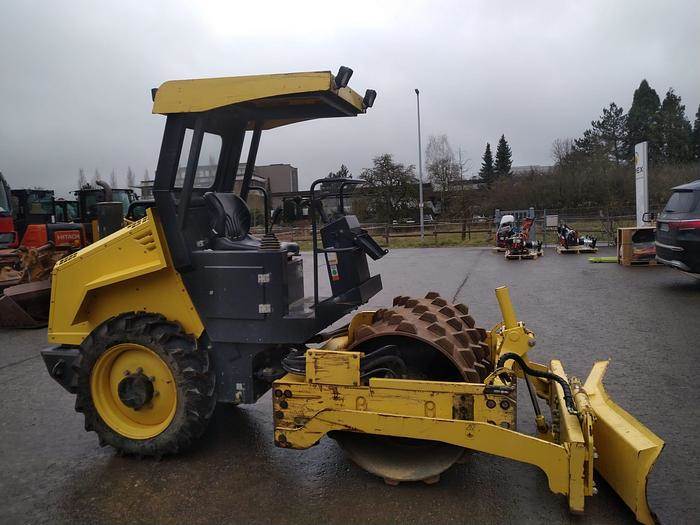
585 361 664 525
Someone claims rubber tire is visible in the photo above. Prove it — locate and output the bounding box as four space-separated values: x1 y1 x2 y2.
75 312 216 456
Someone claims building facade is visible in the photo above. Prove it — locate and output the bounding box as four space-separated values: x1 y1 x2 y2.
255 164 298 194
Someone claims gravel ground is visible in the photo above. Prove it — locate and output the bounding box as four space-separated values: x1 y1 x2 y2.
1 246 698 524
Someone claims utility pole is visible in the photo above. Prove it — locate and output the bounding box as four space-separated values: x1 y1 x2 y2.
415 89 424 241
459 147 466 223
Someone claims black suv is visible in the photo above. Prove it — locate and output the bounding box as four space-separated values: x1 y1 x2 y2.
655 180 700 274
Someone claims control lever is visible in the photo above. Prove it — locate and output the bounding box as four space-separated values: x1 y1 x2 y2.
271 207 283 228
311 200 329 224
247 186 271 234
350 229 388 260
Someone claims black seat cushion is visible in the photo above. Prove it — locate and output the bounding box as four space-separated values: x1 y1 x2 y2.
211 231 299 254
211 234 261 251
204 192 299 254
204 192 251 240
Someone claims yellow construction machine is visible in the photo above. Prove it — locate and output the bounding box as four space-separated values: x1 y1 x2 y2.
41 68 663 524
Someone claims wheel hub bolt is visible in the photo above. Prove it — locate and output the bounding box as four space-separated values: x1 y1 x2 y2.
117 370 155 410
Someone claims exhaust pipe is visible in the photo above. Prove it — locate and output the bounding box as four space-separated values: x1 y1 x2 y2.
93 180 123 238
95 180 113 202
96 202 124 238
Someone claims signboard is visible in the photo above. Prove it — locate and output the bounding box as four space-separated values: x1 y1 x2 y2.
494 207 535 224
634 142 649 227
53 229 82 248
545 214 559 228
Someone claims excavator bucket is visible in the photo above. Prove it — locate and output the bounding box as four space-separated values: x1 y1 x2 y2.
585 361 664 525
0 280 52 328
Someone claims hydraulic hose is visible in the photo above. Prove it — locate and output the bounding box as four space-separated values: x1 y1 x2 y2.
523 372 543 418
360 355 407 378
497 352 578 415
281 359 305 375
281 345 407 379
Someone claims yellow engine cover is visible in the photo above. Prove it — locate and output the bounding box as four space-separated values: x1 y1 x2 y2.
48 209 203 345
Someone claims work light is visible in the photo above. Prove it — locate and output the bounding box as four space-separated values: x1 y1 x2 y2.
334 66 353 88
363 89 377 108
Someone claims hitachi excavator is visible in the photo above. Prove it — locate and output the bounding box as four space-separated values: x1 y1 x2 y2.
40 67 663 524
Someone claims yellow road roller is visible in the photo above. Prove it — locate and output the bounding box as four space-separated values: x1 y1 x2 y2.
41 67 663 524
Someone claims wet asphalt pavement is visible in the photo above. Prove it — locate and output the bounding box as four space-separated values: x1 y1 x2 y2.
1 246 699 525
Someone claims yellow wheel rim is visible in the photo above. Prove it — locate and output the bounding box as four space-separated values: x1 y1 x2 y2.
91 343 177 440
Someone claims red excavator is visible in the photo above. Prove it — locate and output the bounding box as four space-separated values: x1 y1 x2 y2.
0 173 19 249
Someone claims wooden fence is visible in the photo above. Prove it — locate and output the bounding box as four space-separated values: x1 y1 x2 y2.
252 213 637 247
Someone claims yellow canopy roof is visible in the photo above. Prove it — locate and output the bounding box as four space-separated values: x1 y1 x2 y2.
152 70 368 130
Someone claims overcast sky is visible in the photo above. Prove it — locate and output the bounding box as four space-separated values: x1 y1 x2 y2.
1 0 698 198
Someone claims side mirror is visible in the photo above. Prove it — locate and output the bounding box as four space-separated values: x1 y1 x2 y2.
642 212 656 223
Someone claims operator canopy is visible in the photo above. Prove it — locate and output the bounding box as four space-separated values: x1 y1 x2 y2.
151 67 376 132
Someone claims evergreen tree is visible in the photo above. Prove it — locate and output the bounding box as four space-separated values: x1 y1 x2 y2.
626 79 660 162
479 143 495 183
328 164 351 178
494 135 513 176
323 164 353 201
657 89 692 163
591 103 627 165
572 128 602 159
692 105 700 160
573 102 628 165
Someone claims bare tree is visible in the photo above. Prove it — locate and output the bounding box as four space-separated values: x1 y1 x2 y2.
425 134 459 216
456 147 473 219
126 167 135 188
109 170 117 188
91 169 101 184
457 148 472 179
551 138 574 165
78 168 87 188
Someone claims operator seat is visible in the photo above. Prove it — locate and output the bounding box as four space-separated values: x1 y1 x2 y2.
203 192 299 254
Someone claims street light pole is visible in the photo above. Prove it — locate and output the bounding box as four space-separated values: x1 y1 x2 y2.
415 88 424 241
